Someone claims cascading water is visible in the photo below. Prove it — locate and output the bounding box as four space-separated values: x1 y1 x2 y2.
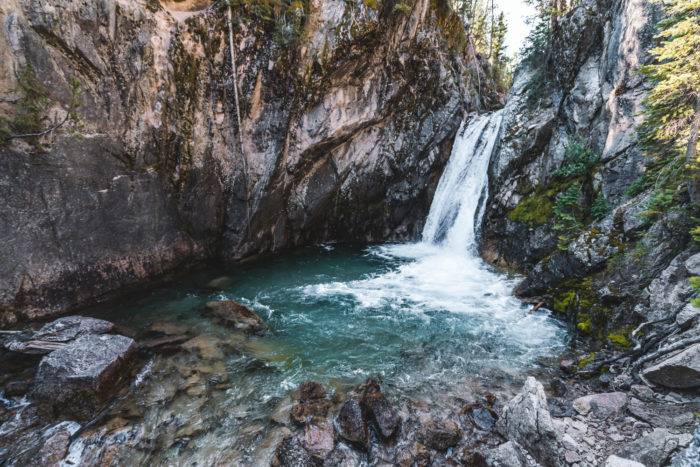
422 110 504 252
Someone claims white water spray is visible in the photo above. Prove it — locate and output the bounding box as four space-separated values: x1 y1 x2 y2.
422 110 504 253
305 110 565 362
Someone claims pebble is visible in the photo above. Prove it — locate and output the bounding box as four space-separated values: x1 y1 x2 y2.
609 433 625 442
565 451 582 464
572 420 588 433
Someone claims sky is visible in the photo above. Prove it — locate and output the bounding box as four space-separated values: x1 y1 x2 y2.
495 0 537 58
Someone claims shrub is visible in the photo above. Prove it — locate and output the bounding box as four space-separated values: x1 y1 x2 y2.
553 183 584 248
553 139 600 180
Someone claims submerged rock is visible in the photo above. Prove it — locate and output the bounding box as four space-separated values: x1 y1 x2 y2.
33 334 136 419
272 436 320 467
359 379 401 441
202 300 265 333
642 344 700 389
418 418 462 451
495 377 564 467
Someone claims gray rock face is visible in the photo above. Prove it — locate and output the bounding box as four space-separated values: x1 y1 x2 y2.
642 344 700 389
617 428 693 467
495 377 564 467
0 0 482 322
34 333 136 419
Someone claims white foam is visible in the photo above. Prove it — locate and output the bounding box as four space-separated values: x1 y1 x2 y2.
300 110 564 357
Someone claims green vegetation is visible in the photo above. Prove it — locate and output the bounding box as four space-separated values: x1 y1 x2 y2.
507 189 555 225
507 137 607 248
552 139 600 179
393 2 413 14
639 0 700 205
607 328 632 348
553 183 584 247
453 0 513 93
1 65 82 148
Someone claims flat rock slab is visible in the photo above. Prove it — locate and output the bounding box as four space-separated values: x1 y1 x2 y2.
627 397 699 428
34 334 136 419
5 316 114 355
572 392 628 418
202 300 265 333
643 343 700 389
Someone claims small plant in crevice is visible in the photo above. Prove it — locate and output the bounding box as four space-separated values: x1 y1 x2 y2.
553 183 584 249
591 193 610 220
553 138 600 180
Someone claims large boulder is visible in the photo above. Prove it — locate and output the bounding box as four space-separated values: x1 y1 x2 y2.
202 300 265 333
617 428 693 467
572 392 628 418
642 344 700 389
5 316 114 354
33 333 136 419
334 398 367 447
495 377 564 467
359 379 401 441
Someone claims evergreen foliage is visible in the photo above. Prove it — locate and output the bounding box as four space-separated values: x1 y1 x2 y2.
639 0 700 204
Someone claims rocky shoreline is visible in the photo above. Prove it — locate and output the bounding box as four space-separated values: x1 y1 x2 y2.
1 305 697 466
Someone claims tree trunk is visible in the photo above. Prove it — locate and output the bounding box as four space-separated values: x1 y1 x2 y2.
687 95 700 204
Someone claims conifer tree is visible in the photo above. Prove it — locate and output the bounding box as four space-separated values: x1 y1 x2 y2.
640 0 700 203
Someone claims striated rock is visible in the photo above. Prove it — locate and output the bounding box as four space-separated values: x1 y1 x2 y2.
33 334 136 419
202 300 265 333
495 377 564 467
617 428 693 467
676 303 700 328
359 379 401 441
642 344 700 389
604 455 645 467
418 418 462 451
334 398 367 447
572 392 628 418
5 316 114 354
37 421 81 466
483 441 526 467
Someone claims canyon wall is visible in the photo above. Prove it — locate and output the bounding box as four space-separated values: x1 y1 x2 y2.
482 0 697 349
0 0 490 324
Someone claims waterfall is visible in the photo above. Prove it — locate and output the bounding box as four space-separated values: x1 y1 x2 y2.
422 110 504 254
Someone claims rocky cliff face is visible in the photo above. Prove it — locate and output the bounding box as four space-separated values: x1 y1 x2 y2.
482 0 698 354
0 0 488 324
